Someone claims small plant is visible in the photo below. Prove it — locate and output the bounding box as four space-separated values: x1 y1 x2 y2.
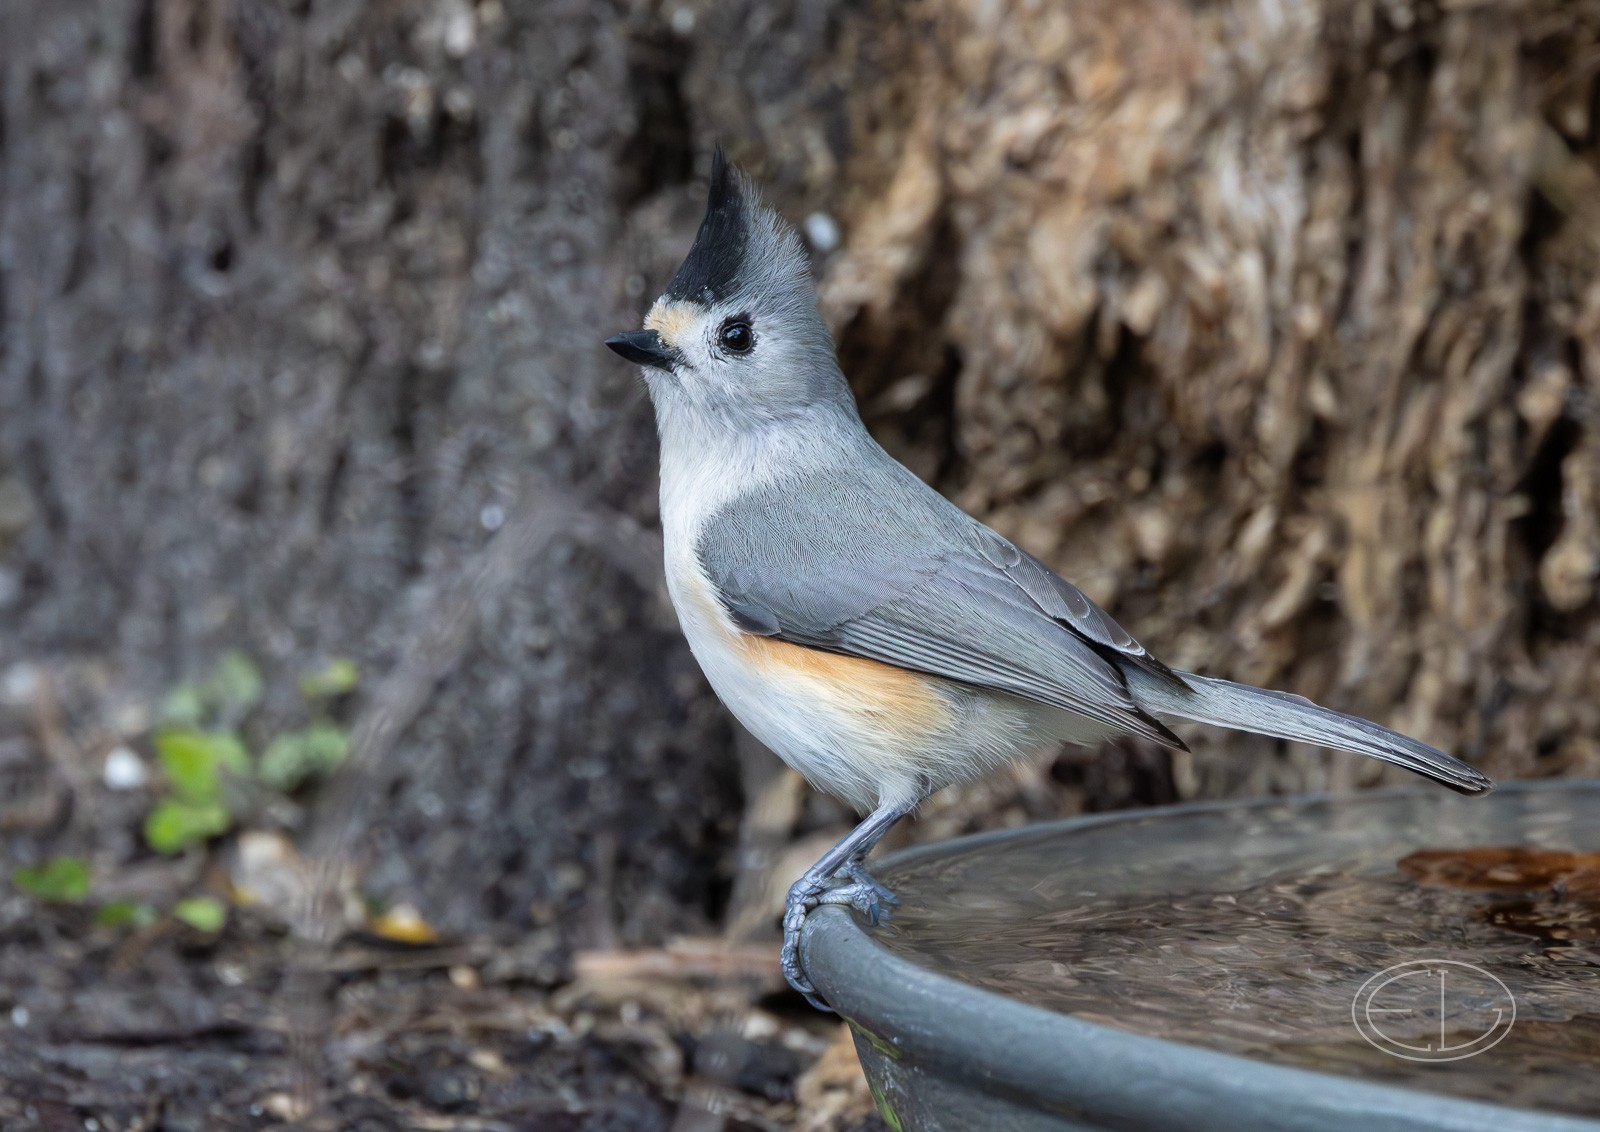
6 653 361 935
172 895 228 933
161 649 264 729
12 863 198 933
259 720 350 793
94 901 160 929
297 657 359 699
143 652 358 855
12 856 90 903
144 727 249 854
11 864 228 934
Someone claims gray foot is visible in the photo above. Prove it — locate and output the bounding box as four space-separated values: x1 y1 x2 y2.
832 861 899 926
781 862 900 1010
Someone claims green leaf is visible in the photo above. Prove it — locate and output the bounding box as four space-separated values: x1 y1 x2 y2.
12 856 90 903
154 728 249 802
160 683 205 726
298 657 359 699
172 896 227 933
144 798 231 854
96 901 159 929
205 651 264 717
258 722 350 792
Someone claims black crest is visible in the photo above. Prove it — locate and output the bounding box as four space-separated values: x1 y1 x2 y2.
664 146 750 305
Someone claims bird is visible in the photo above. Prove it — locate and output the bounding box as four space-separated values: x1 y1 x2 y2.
605 148 1493 1011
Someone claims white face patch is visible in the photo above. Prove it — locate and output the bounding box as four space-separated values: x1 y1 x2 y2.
644 299 701 354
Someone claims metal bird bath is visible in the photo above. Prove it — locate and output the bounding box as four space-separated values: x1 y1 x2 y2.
800 781 1600 1131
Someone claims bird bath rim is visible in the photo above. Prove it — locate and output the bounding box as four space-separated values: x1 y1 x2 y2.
799 781 1600 1132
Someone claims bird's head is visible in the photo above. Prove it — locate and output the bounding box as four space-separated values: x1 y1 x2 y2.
606 148 849 430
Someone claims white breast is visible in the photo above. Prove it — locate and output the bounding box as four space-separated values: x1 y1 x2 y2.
656 418 872 805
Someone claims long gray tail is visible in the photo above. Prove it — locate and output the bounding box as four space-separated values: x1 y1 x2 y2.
1125 668 1493 796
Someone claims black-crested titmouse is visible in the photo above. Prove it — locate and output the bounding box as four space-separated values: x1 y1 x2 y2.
606 149 1492 1010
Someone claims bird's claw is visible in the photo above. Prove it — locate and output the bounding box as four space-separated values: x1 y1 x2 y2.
779 913 832 1011
835 861 899 923
781 862 900 1009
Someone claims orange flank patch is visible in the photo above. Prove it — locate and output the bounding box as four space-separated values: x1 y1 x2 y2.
671 563 955 741
644 300 698 351
738 635 953 732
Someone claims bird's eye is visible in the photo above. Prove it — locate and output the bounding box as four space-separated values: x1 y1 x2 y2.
718 319 755 355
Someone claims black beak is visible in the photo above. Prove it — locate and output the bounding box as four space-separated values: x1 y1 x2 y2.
605 330 677 372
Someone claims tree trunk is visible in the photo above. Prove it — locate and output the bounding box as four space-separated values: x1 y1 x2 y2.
1 2 1597 1108
1 0 745 941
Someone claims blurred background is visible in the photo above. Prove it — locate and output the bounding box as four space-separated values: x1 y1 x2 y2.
1 0 1598 1128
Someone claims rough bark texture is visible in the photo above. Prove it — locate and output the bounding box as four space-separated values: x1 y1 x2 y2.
1 0 740 942
1 0 1598 1126
801 0 1600 804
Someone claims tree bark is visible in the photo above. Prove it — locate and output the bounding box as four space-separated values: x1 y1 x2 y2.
2 0 1597 945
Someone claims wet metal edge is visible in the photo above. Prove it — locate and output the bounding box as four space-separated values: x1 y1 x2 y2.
800 781 1600 1132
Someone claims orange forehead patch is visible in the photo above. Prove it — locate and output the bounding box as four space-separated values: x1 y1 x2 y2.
644 300 698 350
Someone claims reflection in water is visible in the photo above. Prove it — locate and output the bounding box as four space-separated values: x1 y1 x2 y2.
871 784 1600 1117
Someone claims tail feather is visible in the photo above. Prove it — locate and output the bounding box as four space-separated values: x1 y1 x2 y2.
1126 669 1493 796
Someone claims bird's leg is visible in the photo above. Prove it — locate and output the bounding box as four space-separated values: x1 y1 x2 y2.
781 798 913 1010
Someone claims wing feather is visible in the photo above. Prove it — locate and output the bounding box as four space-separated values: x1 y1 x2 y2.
701 463 1185 750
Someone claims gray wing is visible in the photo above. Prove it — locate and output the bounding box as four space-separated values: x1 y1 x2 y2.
699 460 1186 749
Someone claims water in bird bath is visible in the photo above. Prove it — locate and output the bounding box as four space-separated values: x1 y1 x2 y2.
870 784 1600 1119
